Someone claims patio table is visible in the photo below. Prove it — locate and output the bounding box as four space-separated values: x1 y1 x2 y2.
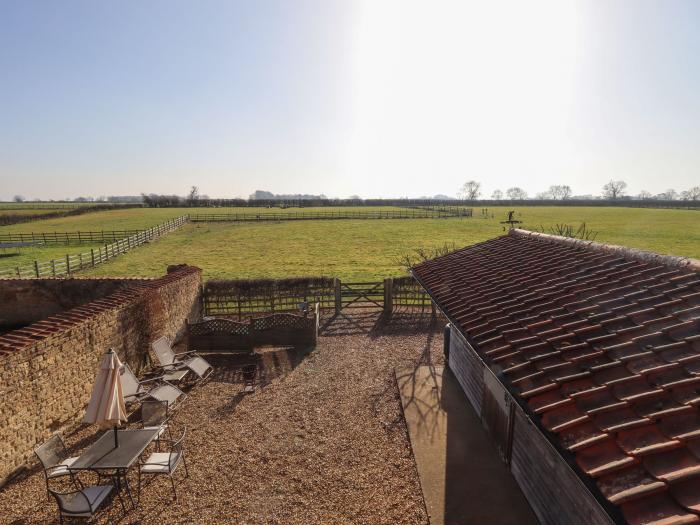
69 428 159 507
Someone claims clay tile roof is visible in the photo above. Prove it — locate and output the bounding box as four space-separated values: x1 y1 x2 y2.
412 229 700 523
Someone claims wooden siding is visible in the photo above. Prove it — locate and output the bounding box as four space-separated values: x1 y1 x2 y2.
510 409 615 525
448 327 484 415
447 324 615 525
481 369 515 464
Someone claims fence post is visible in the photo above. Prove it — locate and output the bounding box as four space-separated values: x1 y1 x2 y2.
334 278 342 315
105 244 109 260
384 278 393 315
91 248 95 267
66 254 71 275
34 260 39 278
51 259 56 277
79 253 83 270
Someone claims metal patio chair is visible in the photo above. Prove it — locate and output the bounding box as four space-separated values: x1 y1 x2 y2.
119 363 186 409
34 434 81 499
138 399 172 449
49 482 118 524
151 336 213 381
138 427 189 501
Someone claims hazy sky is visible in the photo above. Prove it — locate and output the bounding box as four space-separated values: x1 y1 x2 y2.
1 0 699 200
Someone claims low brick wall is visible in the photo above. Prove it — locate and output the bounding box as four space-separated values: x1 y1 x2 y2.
0 265 202 486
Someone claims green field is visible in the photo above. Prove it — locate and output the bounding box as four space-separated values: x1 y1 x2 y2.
0 206 424 233
58 206 698 281
1 206 697 281
0 206 426 270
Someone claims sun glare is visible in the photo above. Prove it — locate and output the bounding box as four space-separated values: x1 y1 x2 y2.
347 0 580 196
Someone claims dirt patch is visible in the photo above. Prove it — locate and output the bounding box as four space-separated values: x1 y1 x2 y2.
0 311 442 524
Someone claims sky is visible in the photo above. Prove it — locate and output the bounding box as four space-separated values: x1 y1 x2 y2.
1 0 699 200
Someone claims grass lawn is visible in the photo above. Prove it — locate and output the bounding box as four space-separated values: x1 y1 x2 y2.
73 206 700 281
0 206 425 272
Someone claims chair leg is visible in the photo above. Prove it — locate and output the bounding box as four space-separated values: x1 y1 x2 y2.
170 473 177 500
182 453 189 477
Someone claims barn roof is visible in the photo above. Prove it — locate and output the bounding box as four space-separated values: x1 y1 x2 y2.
412 229 700 525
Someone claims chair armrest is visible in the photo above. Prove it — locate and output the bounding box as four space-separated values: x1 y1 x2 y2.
124 392 147 401
139 376 168 384
135 415 171 428
153 362 189 371
174 351 197 358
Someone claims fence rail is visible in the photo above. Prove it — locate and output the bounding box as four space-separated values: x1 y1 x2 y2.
190 208 472 222
204 278 336 318
0 216 188 279
0 229 147 245
203 276 433 317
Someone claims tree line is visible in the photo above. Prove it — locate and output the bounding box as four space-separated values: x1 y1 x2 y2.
459 180 700 201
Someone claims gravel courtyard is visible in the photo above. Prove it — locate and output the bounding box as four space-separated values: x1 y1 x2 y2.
0 311 442 525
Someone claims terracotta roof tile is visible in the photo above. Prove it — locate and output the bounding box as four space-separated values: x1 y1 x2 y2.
622 492 700 525
412 230 700 520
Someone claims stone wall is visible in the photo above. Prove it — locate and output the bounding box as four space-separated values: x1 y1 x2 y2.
0 265 202 486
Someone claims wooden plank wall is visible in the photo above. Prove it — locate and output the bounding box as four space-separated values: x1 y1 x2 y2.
447 325 616 525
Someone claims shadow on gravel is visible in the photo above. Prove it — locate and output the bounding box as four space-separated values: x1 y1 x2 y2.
207 345 316 390
319 309 440 337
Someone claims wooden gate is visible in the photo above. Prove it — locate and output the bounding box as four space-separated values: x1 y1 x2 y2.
338 281 384 310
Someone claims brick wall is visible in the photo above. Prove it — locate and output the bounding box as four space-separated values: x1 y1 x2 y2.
0 265 202 486
0 278 147 332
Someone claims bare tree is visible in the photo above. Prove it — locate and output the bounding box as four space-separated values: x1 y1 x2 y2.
506 187 528 200
397 243 459 271
681 186 700 201
187 186 200 206
550 185 572 200
662 189 678 200
602 180 627 200
638 190 652 200
459 180 481 200
491 189 503 200
13 195 25 202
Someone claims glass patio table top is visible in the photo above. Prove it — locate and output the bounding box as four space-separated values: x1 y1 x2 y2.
69 428 160 470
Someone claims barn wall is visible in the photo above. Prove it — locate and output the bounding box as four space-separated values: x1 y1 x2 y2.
448 328 484 414
447 325 614 525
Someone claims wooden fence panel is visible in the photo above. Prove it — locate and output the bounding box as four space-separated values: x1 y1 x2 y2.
190 208 473 222
203 277 335 317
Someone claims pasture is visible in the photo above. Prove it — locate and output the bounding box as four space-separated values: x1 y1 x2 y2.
0 205 697 280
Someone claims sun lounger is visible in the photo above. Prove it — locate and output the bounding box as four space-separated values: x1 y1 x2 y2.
119 363 185 409
151 336 214 381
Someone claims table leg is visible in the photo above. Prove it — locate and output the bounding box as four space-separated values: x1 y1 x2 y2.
122 469 137 508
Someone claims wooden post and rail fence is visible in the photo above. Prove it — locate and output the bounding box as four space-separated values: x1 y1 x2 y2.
202 276 435 318
0 216 188 279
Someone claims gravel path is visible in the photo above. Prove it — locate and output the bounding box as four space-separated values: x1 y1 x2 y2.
0 312 442 525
